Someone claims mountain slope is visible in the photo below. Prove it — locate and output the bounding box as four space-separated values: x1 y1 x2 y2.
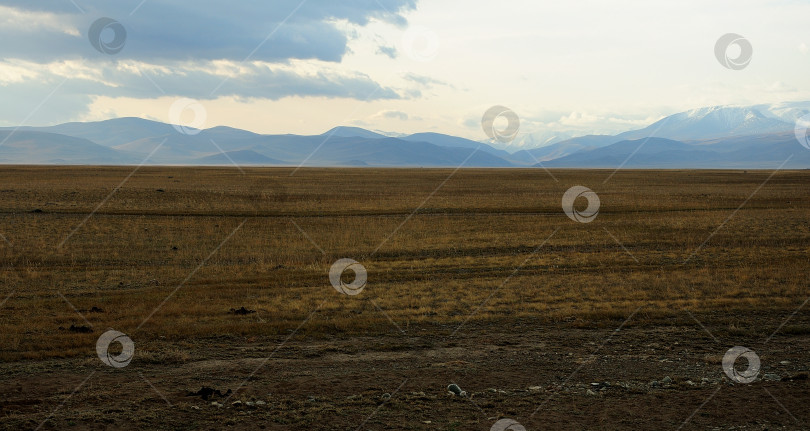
0 131 136 164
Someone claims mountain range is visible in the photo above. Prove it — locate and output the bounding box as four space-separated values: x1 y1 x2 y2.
1 102 810 168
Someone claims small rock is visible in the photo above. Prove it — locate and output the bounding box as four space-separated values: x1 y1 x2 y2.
255 400 266 406
586 389 597 396
528 386 542 391
780 360 791 365
245 401 255 407
764 373 781 381
661 376 672 384
211 401 223 408
685 380 696 387
380 393 391 400
232 400 243 407
649 381 660 388
190 405 200 411
447 384 466 397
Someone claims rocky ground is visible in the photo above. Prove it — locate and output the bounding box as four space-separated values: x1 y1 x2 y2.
2 312 809 430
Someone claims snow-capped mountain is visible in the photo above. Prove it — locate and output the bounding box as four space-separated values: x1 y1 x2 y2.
616 105 795 142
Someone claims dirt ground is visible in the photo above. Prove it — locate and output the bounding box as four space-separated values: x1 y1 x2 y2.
2 311 809 430
1 167 809 430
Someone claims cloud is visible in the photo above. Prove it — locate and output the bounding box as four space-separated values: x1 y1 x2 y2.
402 73 451 88
376 45 398 59
0 58 402 102
375 110 409 120
0 0 416 121
2 1 417 63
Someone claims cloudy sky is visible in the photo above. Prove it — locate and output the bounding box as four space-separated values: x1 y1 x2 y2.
2 0 810 142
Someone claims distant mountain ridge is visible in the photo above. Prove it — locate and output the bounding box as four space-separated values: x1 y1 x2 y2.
0 102 809 168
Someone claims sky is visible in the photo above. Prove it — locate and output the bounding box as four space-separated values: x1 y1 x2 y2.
2 0 810 144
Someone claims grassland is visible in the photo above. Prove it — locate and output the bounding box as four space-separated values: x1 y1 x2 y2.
1 166 809 430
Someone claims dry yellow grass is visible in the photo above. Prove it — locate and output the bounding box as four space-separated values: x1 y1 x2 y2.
0 166 808 362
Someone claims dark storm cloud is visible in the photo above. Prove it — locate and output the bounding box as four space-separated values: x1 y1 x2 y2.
2 0 417 63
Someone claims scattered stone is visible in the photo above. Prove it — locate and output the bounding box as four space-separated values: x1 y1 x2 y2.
88 306 104 313
661 376 672 384
245 401 255 407
685 380 696 387
210 401 223 408
649 381 660 388
231 400 243 407
447 384 467 397
68 324 92 333
190 405 200 411
380 393 391 401
763 373 781 381
423 421 432 424
188 387 232 400
780 360 791 365
586 389 597 396
230 306 256 315
255 400 266 406
528 386 542 391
